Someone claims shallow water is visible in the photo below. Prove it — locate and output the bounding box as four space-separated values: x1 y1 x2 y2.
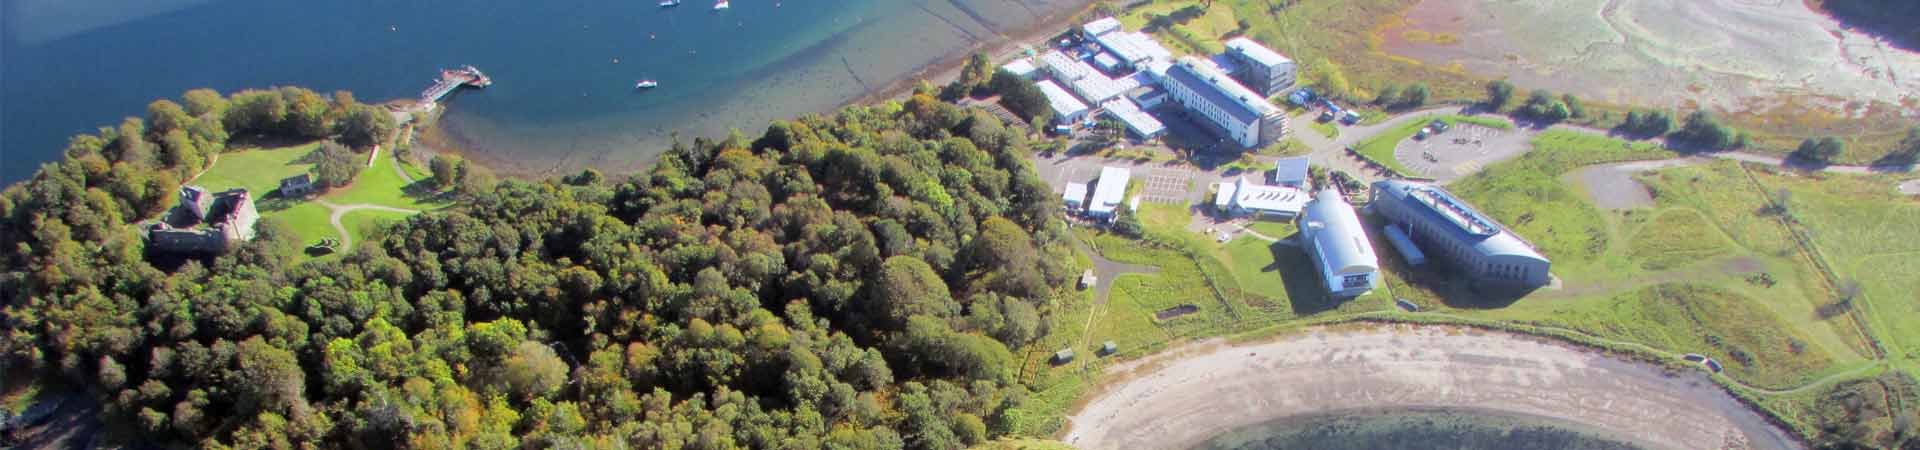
1 0 1077 183
1192 408 1651 450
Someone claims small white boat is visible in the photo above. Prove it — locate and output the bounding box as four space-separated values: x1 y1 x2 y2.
635 80 659 89
713 0 729 9
659 0 680 6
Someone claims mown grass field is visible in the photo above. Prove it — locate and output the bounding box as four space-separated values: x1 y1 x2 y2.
191 143 445 252
190 143 318 195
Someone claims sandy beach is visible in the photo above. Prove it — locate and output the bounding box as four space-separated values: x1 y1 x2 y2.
1062 324 1802 450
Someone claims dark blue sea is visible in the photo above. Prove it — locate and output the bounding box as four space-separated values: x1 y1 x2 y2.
1 0 1079 183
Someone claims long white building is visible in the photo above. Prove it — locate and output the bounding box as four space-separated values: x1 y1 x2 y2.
1299 189 1379 297
1370 180 1551 288
1158 57 1287 149
1035 79 1088 125
1087 167 1131 220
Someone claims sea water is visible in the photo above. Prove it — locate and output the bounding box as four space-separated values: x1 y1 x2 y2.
1 0 1078 183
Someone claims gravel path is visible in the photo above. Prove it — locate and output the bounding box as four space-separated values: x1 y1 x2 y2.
1062 325 1802 450
315 200 421 249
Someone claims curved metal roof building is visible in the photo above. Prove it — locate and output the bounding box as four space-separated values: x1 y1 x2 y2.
1300 188 1378 297
1370 180 1551 287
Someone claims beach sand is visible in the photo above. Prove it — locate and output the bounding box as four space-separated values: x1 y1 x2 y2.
1062 324 1802 450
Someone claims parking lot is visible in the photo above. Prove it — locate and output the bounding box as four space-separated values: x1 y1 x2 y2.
1392 124 1532 182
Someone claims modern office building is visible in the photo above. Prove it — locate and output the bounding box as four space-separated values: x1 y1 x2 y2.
1214 176 1308 220
1087 167 1131 220
1158 57 1288 149
1222 37 1296 96
1299 189 1379 297
1370 180 1551 288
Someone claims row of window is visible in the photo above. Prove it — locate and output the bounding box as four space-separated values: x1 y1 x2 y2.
1386 201 1531 282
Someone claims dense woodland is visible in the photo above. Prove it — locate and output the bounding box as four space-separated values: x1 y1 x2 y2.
0 84 1073 449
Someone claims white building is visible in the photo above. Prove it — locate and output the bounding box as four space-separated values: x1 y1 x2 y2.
1094 31 1173 71
1063 182 1089 211
1371 180 1551 288
1035 80 1089 125
1214 176 1308 220
1071 69 1148 105
1038 51 1094 83
1101 99 1165 140
1299 189 1379 297
1159 56 1288 149
1223 37 1296 96
1000 58 1039 80
1082 17 1122 38
1087 167 1131 220
1272 156 1310 188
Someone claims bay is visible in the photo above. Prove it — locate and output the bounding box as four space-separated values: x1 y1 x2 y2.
1 0 1080 183
1192 407 1655 450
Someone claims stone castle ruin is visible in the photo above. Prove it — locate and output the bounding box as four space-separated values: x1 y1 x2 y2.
146 186 259 254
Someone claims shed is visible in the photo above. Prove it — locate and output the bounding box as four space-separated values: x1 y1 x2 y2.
1272 156 1310 188
1063 182 1089 210
1100 341 1117 355
1382 225 1426 266
1053 349 1076 364
1079 269 1097 290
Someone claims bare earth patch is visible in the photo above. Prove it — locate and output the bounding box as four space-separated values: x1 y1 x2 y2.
1387 0 1920 117
1062 325 1800 450
1900 179 1920 195
1568 158 1700 209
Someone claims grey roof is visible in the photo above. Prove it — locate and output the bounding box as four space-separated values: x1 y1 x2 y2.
1371 180 1545 260
1302 189 1377 274
1164 57 1278 125
1273 156 1310 183
1089 167 1131 215
1035 80 1088 117
1225 37 1292 67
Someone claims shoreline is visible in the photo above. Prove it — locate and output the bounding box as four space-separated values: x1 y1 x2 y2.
1061 324 1802 450
415 1 1095 179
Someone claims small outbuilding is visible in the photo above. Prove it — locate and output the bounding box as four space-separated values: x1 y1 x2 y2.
1054 349 1077 364
279 173 316 197
1100 341 1118 356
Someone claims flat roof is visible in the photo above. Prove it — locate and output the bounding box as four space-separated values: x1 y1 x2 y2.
1083 17 1122 37
1273 156 1310 183
1070 67 1147 104
1101 99 1165 137
1090 167 1131 215
1095 31 1172 66
1225 37 1292 67
1227 177 1307 214
1063 182 1089 204
1092 52 1123 71
1035 80 1088 117
1001 58 1038 77
1038 51 1093 81
1165 57 1278 124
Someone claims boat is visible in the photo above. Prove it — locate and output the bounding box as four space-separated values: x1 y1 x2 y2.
713 0 729 10
659 0 679 6
635 80 659 89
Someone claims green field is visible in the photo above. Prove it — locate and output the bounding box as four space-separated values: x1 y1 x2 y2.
190 143 319 195
1117 0 1239 56
1445 130 1671 274
190 143 445 252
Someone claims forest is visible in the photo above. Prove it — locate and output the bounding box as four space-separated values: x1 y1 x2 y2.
0 85 1073 449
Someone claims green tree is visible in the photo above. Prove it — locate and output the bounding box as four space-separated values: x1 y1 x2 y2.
337 103 397 148
181 88 229 116
1485 80 1515 110
1794 137 1845 164
503 341 569 401
1400 83 1430 108
312 141 360 190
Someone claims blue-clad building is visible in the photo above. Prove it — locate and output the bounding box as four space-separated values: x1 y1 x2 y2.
1369 180 1551 288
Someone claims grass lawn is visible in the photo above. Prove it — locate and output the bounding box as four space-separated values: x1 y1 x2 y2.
1751 169 1920 366
190 143 319 196
266 202 336 245
341 209 417 246
327 152 446 211
1446 130 1672 274
1118 0 1238 55
1135 201 1191 232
